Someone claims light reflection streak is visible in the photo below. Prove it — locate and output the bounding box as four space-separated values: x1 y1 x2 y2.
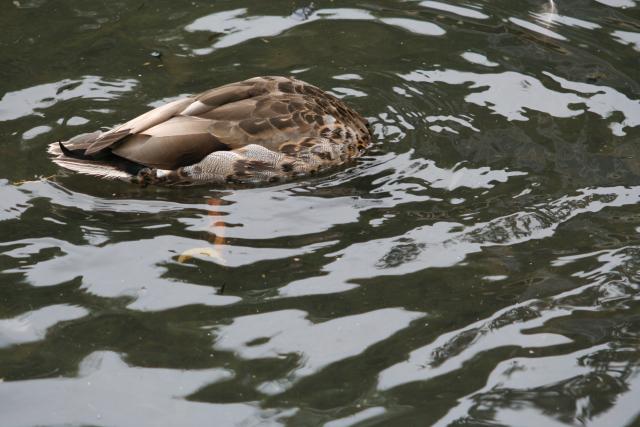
278 186 640 297
400 68 640 135
185 7 445 55
0 351 290 426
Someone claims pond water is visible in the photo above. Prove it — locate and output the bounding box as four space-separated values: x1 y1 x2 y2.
1 0 640 425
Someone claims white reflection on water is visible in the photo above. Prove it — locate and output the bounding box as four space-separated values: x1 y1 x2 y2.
378 307 573 390
212 308 423 394
332 74 363 81
324 407 387 427
461 52 499 67
379 18 445 36
432 345 608 426
182 151 524 240
0 76 137 122
279 186 640 297
594 0 637 7
509 17 567 40
185 7 445 54
425 114 479 133
400 68 640 135
0 180 31 221
3 237 238 311
549 245 640 309
0 351 288 427
328 87 368 99
182 185 364 239
612 30 640 52
371 150 524 191
380 242 640 395
434 345 640 427
544 72 640 136
418 1 489 20
22 125 52 140
4 235 334 311
16 180 206 214
533 12 601 30
401 68 582 121
0 304 88 348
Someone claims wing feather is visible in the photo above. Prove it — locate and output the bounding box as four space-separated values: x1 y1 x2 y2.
85 97 193 155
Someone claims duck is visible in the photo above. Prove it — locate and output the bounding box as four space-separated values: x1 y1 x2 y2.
48 76 372 186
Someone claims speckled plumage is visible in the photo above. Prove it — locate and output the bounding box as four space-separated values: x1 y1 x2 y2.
48 76 372 186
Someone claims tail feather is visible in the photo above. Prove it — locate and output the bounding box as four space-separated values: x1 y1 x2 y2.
48 138 140 181
57 141 91 159
51 156 133 180
85 128 132 155
47 131 102 156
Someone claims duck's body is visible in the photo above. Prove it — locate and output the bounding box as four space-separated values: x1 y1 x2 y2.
48 76 371 186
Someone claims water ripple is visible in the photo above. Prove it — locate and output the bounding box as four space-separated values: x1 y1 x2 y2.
212 308 423 394
0 304 88 348
0 351 288 427
185 7 445 55
2 0 640 425
0 76 137 122
280 185 640 297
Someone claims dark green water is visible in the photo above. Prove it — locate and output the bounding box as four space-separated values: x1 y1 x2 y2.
1 0 640 425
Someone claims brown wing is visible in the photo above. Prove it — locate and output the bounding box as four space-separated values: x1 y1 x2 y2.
110 116 227 169
191 76 370 153
81 77 276 157
84 97 194 155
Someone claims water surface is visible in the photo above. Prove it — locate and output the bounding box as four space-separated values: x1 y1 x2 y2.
1 0 640 425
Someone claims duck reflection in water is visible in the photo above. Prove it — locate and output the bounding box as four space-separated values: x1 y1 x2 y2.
178 197 227 267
